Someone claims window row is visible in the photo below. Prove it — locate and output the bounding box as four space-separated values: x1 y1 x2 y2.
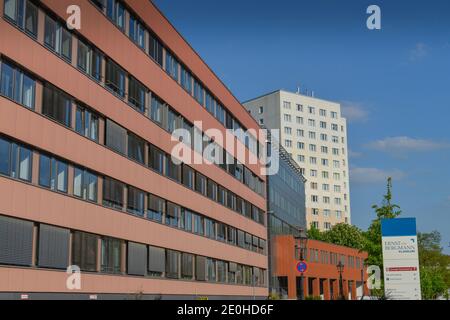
5 0 261 159
0 59 265 197
0 215 266 286
0 135 266 254
90 0 261 158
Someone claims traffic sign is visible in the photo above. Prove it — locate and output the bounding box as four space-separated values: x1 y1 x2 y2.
296 261 307 273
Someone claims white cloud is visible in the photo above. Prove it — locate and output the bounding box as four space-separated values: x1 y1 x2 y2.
348 150 363 158
341 102 369 123
409 42 429 62
350 167 405 184
366 136 450 155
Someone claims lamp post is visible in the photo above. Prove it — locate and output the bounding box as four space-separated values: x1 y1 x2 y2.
294 228 308 300
337 261 345 300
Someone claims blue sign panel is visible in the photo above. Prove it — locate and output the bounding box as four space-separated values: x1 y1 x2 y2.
296 261 307 273
381 218 417 237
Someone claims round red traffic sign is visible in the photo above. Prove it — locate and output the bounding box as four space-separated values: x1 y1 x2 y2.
297 261 307 273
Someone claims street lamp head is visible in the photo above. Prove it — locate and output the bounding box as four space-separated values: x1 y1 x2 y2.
294 228 308 250
336 261 344 273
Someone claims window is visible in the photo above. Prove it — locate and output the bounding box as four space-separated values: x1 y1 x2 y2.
75 106 99 142
308 119 316 127
0 138 32 182
73 167 98 202
102 177 124 209
193 213 204 236
297 142 305 150
217 186 226 206
320 121 327 129
195 172 207 196
206 258 216 282
128 76 146 112
308 106 315 114
166 202 180 228
148 246 165 276
72 231 98 272
149 32 163 66
101 237 121 274
127 187 145 216
182 165 194 190
38 224 70 269
105 119 127 155
106 0 125 30
105 59 125 97
148 144 165 174
205 92 216 115
44 15 72 61
147 194 164 222
331 123 339 131
228 262 237 283
42 84 72 127
180 65 193 94
180 209 192 232
39 155 67 192
217 223 226 242
181 253 194 279
127 133 145 164
0 215 33 267
296 116 304 124
0 61 35 109
128 14 145 49
320 109 327 117
283 114 291 122
4 0 38 37
193 78 204 106
150 94 164 125
207 179 217 201
331 111 338 119
166 157 181 182
205 218 216 239
77 39 103 81
227 227 236 246
166 250 179 279
165 51 179 82
127 242 146 276
283 101 291 109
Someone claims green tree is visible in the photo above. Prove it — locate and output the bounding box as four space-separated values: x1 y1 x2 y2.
307 223 323 241
363 177 401 268
418 231 450 300
321 223 365 250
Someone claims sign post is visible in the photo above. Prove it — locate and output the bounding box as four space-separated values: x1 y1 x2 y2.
381 218 421 300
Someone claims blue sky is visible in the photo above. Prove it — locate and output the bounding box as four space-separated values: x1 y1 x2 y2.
153 0 450 253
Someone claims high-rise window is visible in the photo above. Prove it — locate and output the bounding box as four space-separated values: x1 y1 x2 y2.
149 32 163 66
165 250 179 279
72 231 98 272
73 167 98 202
207 179 217 201
193 78 204 106
127 133 145 164
180 209 192 232
193 213 204 236
205 218 216 239
44 15 72 61
165 51 179 82
128 14 145 49
148 246 165 276
39 154 68 192
148 144 165 174
75 106 99 142
147 194 165 222
101 237 121 274
127 186 145 216
106 0 125 30
0 61 35 109
77 39 103 82
128 76 146 112
182 165 195 190
0 137 32 182
42 84 72 127
102 177 124 210
206 258 216 282
105 59 125 97
195 172 207 196
166 202 180 228
105 119 127 155
181 253 194 279
4 0 38 37
180 65 192 94
166 157 181 182
150 95 164 126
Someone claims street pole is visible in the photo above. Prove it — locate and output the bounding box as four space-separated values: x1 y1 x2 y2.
339 270 344 299
300 272 305 300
